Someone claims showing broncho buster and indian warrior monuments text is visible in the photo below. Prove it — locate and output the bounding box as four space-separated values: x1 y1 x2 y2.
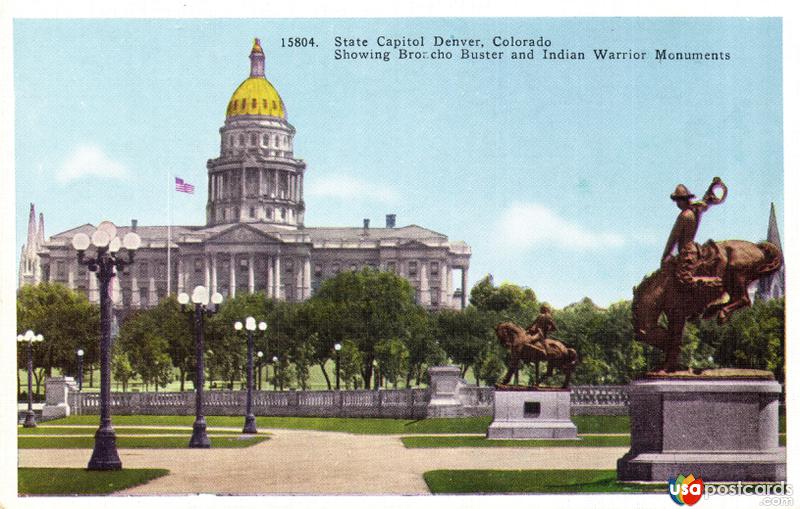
632 177 783 373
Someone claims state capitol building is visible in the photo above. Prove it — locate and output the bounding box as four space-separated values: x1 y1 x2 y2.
19 39 472 310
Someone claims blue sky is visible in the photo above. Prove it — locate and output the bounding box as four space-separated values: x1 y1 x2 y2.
14 18 783 307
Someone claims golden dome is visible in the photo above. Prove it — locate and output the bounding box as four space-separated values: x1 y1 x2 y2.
226 39 286 119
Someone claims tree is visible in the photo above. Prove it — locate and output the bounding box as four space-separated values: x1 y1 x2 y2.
17 283 99 395
151 297 194 390
435 306 491 377
474 344 507 386
116 310 175 390
112 351 135 392
310 268 420 388
469 274 539 325
337 340 363 389
374 338 410 388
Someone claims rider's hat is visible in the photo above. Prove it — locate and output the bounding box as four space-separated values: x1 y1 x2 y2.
540 304 551 313
670 184 695 201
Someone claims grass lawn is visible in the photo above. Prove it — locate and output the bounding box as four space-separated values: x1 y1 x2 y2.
18 426 244 435
43 415 632 435
47 415 495 434
403 435 630 448
19 435 268 449
423 469 666 494
19 468 169 495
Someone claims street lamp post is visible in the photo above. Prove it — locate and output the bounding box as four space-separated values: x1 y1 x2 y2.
272 355 279 391
334 343 342 391
76 349 85 391
257 351 264 391
73 221 140 471
17 330 43 428
235 317 266 434
178 286 223 449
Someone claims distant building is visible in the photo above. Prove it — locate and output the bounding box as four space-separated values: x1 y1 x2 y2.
756 202 784 301
19 39 471 310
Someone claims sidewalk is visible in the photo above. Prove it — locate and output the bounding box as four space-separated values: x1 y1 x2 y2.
18 428 626 495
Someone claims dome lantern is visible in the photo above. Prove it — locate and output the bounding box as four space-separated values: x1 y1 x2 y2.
250 38 265 78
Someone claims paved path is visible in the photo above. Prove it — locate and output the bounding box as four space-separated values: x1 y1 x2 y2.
18 429 627 495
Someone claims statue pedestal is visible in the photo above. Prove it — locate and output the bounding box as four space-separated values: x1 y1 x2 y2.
487 388 578 439
617 377 785 482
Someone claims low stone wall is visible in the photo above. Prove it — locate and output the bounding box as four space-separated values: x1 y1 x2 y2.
67 384 630 418
72 388 430 419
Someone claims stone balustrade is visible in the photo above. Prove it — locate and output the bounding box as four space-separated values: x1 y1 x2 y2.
50 367 638 420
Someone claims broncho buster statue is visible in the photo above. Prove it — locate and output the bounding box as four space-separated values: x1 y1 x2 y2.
633 177 783 373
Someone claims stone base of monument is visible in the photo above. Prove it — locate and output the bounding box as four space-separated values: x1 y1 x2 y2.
617 375 785 482
487 388 578 439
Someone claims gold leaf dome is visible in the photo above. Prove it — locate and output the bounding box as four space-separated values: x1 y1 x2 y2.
225 39 286 119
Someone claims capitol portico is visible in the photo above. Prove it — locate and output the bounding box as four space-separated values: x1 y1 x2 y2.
19 39 471 310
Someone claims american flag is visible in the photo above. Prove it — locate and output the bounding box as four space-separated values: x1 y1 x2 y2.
175 177 195 194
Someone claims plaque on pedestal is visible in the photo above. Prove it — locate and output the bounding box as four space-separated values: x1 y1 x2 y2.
617 374 785 482
487 387 578 439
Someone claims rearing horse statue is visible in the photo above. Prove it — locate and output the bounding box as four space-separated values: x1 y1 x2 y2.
632 239 782 373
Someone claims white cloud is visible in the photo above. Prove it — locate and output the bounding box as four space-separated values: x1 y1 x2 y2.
306 174 398 203
496 202 625 251
57 145 129 183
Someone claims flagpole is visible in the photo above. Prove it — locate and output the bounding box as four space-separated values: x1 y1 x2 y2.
167 173 172 297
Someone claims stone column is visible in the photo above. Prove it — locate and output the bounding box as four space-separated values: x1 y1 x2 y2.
274 255 281 300
67 262 75 290
248 253 255 294
295 258 303 301
177 256 184 294
419 262 431 306
229 253 236 298
241 166 247 199
267 255 274 298
204 255 210 289
149 276 157 304
258 168 264 196
211 254 218 295
131 272 140 308
446 264 453 302
273 170 278 198
303 257 311 299
461 267 468 310
88 270 99 303
440 264 450 308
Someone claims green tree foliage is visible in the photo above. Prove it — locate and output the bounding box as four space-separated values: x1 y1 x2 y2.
469 274 539 324
337 339 364 389
310 268 419 387
474 344 507 386
17 283 100 394
116 310 175 391
374 338 410 388
112 351 135 392
435 306 492 377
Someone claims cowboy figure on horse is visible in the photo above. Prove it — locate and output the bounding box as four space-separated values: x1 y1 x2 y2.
661 177 727 288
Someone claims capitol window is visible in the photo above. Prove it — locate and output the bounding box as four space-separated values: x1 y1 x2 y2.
409 261 418 277
240 258 249 272
266 208 273 219
314 264 322 276
250 133 257 145
263 99 268 109
194 258 203 273
430 261 439 276
332 262 340 274
262 134 269 146
252 98 257 109
237 134 244 146
250 206 256 218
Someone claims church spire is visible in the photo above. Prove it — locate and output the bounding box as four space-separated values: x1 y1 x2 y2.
25 203 37 256
767 202 781 250
36 212 45 249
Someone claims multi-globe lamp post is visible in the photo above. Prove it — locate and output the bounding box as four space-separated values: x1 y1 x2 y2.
334 343 342 391
17 330 43 428
234 317 266 434
178 285 223 449
72 221 141 470
76 348 85 391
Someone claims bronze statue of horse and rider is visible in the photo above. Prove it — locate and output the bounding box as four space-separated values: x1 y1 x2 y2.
632 177 783 373
495 306 579 388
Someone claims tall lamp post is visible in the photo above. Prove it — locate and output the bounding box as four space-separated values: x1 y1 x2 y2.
178 286 223 449
334 343 342 391
272 355 279 391
76 349 85 391
17 330 43 428
256 351 264 391
235 317 266 434
73 221 140 470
